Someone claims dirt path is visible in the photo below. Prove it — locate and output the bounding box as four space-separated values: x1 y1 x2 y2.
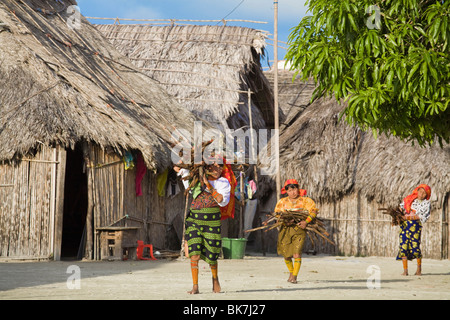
1 254 449 300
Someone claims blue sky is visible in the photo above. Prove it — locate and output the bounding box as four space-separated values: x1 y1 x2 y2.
76 0 309 69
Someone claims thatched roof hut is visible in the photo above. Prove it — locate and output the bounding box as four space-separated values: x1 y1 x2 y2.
257 97 450 259
0 0 198 171
0 0 202 260
95 24 275 131
264 66 315 130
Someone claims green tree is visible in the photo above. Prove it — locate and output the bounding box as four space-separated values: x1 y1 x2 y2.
285 0 450 146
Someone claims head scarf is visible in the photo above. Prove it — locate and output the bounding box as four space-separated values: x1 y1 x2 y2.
403 184 431 213
281 179 307 196
219 159 237 220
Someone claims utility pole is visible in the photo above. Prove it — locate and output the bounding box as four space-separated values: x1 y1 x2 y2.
273 0 281 202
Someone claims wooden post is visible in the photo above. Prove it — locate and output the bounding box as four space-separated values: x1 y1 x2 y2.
83 142 94 260
239 171 245 238
53 146 66 261
49 148 57 256
273 0 281 202
180 192 190 259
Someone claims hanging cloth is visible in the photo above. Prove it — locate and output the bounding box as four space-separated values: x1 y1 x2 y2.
156 168 169 197
135 153 147 196
219 159 237 220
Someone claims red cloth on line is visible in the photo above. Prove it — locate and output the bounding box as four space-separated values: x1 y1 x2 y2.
219 159 237 220
135 154 147 196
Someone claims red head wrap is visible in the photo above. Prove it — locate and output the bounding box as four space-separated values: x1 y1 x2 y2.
281 179 307 196
219 157 237 220
403 184 431 213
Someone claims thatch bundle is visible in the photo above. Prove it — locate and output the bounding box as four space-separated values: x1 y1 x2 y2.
245 208 335 246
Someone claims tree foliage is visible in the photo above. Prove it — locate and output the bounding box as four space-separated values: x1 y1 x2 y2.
286 0 450 146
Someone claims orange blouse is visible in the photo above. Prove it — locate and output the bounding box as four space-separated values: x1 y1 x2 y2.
274 196 318 222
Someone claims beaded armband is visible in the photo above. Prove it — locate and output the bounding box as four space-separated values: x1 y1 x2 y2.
211 189 221 202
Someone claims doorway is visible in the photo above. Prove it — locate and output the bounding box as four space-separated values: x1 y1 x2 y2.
61 144 88 260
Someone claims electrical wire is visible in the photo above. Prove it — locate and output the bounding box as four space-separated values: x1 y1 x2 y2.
216 0 245 25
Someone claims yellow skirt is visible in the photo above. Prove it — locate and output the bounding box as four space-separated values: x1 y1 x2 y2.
277 225 306 258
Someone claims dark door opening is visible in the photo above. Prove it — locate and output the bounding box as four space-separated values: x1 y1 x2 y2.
61 144 88 260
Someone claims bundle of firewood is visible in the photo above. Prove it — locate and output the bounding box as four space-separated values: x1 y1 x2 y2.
245 208 335 246
379 206 405 226
173 139 216 195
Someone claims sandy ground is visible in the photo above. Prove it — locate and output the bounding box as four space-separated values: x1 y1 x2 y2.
0 253 449 301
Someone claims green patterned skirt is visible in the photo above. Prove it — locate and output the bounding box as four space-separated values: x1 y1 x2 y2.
185 207 222 265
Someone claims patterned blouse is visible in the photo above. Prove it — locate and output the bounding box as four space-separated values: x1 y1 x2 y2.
400 199 431 224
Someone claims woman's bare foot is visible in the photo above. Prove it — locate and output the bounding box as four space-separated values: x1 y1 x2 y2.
212 278 221 293
287 273 293 282
401 270 408 276
287 273 298 283
187 284 199 294
415 266 422 276
289 275 298 284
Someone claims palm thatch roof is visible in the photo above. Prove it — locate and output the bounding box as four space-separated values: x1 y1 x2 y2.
264 67 315 130
259 97 450 208
0 0 200 171
95 24 275 131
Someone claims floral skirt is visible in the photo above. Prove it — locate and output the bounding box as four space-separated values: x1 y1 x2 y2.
396 220 422 260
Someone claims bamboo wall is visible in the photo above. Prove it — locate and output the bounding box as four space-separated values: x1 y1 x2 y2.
257 192 450 260
0 146 59 259
85 146 168 260
306 193 449 260
0 143 181 261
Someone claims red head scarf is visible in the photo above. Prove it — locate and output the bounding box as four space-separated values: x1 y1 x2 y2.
281 179 307 196
219 158 237 220
403 184 431 213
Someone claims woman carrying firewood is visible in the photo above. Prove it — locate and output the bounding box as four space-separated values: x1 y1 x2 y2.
275 179 318 284
174 156 235 294
397 184 431 276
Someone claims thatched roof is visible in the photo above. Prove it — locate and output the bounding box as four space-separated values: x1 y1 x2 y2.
0 0 200 171
95 24 275 131
264 68 315 130
259 97 450 208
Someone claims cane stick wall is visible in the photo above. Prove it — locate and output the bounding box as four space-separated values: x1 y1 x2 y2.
0 143 186 260
309 195 447 259
85 145 168 260
0 146 58 259
256 192 449 259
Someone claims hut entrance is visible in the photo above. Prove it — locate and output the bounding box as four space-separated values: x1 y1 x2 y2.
61 145 88 260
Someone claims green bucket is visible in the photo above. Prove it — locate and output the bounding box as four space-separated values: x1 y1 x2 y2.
222 238 247 259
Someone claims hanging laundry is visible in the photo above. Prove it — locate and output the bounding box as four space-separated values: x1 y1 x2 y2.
123 151 134 170
135 153 147 196
156 168 169 197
